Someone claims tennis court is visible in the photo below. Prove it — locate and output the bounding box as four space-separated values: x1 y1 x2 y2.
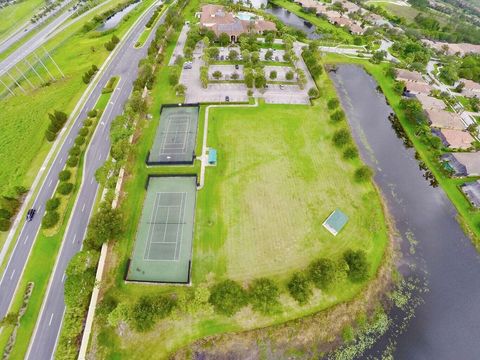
147 105 199 164
127 176 197 283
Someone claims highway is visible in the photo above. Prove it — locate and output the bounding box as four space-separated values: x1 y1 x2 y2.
0 0 164 358
0 0 72 56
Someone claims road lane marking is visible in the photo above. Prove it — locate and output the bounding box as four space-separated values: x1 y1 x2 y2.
61 273 65 283
68 138 72 144
48 179 53 187
98 154 102 160
91 178 94 184
82 203 86 212
10 269 15 279
49 313 54 326
72 233 77 244
24 235 29 244
59 157 63 163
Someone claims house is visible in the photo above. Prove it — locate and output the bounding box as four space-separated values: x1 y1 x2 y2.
333 0 361 13
199 5 276 42
415 94 445 110
422 39 480 56
396 69 426 83
425 108 466 130
404 81 432 95
329 16 365 34
438 129 474 149
441 152 480 176
460 78 480 98
461 181 480 208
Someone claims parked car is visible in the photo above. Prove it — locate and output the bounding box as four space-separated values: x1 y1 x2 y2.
280 84 285 90
235 64 239 70
26 209 36 222
183 62 192 69
225 96 230 102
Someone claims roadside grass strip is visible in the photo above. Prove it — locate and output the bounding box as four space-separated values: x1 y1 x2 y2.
127 176 197 283
147 105 199 165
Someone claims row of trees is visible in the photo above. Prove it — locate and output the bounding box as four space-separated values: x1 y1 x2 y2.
82 64 99 84
45 110 68 142
0 187 27 231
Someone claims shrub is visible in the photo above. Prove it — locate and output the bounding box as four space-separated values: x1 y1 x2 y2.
46 198 60 211
308 87 319 98
57 182 74 195
354 166 373 182
212 70 223 80
75 136 85 146
86 207 123 248
343 249 369 282
45 130 56 142
269 70 277 79
0 218 10 231
332 129 351 148
248 278 280 315
87 109 97 118
343 146 358 159
58 170 71 181
67 156 79 167
309 258 336 290
209 280 248 316
42 211 60 228
330 110 345 122
231 72 239 80
69 146 81 157
130 295 176 332
84 118 93 126
14 186 28 195
79 128 89 137
286 71 294 80
328 98 340 110
287 272 312 305
168 68 180 86
0 209 12 219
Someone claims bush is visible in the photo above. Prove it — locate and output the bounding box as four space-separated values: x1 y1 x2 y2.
69 146 81 157
354 166 372 182
212 70 223 80
79 128 89 137
46 198 60 211
84 118 93 126
87 109 97 118
327 98 339 110
332 129 351 148
75 136 85 146
14 186 28 195
67 156 79 167
330 110 345 123
57 182 74 195
343 249 369 282
309 258 336 290
0 218 10 231
287 272 312 305
248 278 280 315
58 170 71 181
343 146 358 159
45 130 56 142
308 87 319 98
269 70 277 80
86 207 123 248
209 280 248 316
0 208 12 219
42 211 60 228
130 295 176 332
286 70 294 80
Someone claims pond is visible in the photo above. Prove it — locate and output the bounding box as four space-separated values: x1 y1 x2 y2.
264 4 322 39
98 1 139 31
330 64 480 359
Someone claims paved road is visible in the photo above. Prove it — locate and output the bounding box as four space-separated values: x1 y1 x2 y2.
0 0 71 56
0 1 164 359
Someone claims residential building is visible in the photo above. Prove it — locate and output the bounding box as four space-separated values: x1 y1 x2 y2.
460 78 480 98
438 129 474 149
415 94 446 110
404 81 433 95
396 69 426 83
425 108 466 130
441 152 480 176
461 181 480 208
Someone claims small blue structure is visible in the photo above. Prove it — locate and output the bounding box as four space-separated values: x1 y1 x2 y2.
322 209 348 236
208 149 217 165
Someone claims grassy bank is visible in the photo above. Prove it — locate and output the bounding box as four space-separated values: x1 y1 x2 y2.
324 53 480 247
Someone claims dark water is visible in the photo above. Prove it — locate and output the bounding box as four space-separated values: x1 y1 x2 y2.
265 4 322 39
330 65 480 359
98 2 139 31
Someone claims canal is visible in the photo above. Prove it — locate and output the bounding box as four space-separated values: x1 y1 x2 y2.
98 1 139 31
330 65 480 359
265 3 322 39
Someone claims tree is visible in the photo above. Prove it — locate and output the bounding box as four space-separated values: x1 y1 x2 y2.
46 198 60 211
200 66 209 88
249 278 280 315
0 313 18 326
354 166 372 182
212 70 223 80
79 128 88 137
175 83 186 96
343 249 369 282
0 209 12 219
130 295 176 332
327 98 339 110
67 156 79 167
209 280 248 316
343 146 358 159
370 50 386 64
58 182 74 195
255 73 267 88
269 70 277 80
309 258 336 290
168 68 180 86
228 49 238 60
264 49 273 61
287 272 312 305
308 87 319 98
87 109 97 118
330 110 345 122
231 72 239 80
332 129 351 147
265 32 275 44
87 207 123 247
207 46 219 59
218 32 230 46
69 146 81 157
286 71 294 80
42 211 59 228
0 218 10 231
245 70 254 88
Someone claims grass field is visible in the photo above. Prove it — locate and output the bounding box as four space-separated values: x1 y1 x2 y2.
0 0 45 43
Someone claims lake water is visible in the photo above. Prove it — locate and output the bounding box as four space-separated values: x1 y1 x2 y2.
98 2 139 31
264 4 322 39
330 65 480 359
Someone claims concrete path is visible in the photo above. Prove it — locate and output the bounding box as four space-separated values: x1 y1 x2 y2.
168 23 189 66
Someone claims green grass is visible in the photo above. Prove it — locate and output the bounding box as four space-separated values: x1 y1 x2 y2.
269 0 353 44
0 0 45 43
324 53 480 247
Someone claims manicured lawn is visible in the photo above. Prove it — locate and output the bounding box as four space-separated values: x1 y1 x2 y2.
0 0 45 43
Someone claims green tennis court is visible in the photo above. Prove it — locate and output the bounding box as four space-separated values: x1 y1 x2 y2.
147 105 199 165
127 176 197 283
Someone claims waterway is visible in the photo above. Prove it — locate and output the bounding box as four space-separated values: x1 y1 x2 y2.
98 2 139 31
330 65 480 359
264 4 322 39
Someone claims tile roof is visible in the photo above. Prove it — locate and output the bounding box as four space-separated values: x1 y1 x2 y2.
425 109 466 130
415 94 445 110
439 129 474 149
